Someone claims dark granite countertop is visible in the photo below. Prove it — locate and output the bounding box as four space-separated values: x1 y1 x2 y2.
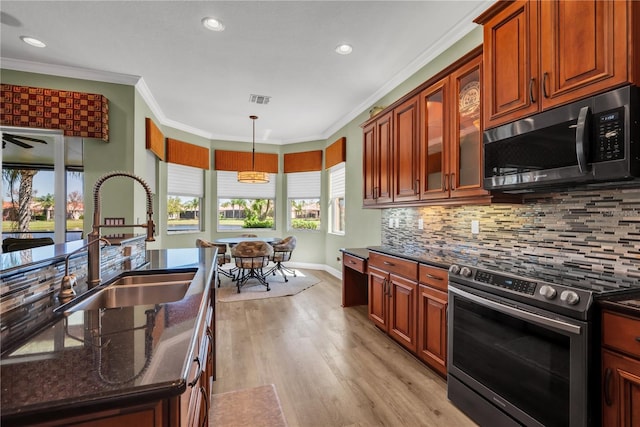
0 234 145 275
340 248 369 260
0 247 216 424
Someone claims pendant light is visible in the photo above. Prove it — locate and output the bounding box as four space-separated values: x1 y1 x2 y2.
237 115 269 183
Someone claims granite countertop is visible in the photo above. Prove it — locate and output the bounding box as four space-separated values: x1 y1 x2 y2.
0 247 216 424
0 234 144 275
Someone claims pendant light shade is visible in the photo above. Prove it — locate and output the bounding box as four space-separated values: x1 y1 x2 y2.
238 115 270 184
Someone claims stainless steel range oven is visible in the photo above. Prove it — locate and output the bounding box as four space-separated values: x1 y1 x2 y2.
447 264 638 427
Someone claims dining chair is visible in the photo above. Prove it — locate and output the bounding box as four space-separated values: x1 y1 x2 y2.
266 235 297 282
195 239 233 286
230 240 273 293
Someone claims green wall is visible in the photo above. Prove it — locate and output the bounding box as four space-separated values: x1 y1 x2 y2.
1 26 482 272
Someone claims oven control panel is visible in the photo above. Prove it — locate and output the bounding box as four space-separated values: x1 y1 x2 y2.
474 270 537 295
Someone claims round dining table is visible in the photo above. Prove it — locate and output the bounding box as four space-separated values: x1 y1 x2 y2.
213 236 282 245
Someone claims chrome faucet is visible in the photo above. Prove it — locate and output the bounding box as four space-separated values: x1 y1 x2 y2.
58 237 111 301
88 171 155 287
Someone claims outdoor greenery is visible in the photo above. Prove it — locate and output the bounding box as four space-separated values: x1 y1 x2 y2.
291 219 319 230
219 198 275 229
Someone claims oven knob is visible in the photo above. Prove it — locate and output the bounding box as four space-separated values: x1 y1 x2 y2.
460 267 472 278
449 265 461 275
539 285 557 300
560 290 580 306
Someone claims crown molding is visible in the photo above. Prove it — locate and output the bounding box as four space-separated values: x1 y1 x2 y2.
0 57 141 86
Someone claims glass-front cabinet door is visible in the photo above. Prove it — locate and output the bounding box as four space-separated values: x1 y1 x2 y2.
419 78 448 200
449 55 488 199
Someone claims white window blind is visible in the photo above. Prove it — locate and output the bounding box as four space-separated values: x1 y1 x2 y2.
217 170 276 198
167 163 203 197
288 171 321 198
329 164 345 198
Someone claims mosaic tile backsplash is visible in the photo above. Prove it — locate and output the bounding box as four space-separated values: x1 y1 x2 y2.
381 188 640 278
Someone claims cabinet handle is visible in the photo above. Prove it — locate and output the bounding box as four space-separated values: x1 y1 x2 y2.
374 187 378 199
604 367 613 406
636 337 640 342
414 179 420 194
199 385 209 427
188 356 202 387
443 174 449 191
349 260 357 264
383 261 395 266
450 173 456 191
425 273 444 281
542 72 549 98
529 78 536 103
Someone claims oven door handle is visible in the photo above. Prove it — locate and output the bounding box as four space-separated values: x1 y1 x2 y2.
450 286 582 335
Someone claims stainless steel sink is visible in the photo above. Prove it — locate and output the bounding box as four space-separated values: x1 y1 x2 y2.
63 270 196 312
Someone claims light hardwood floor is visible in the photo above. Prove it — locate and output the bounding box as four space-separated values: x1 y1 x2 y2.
212 269 478 427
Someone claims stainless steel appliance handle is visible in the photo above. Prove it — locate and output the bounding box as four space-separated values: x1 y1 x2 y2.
575 106 591 174
449 286 582 335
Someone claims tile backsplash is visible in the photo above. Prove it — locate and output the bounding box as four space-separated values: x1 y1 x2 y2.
382 188 640 278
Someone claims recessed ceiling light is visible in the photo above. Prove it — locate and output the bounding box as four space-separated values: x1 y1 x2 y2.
202 17 225 32
335 43 353 55
20 36 46 48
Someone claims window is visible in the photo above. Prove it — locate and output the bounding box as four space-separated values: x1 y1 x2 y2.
1 129 82 242
287 171 321 231
167 163 203 233
217 171 276 231
328 163 345 235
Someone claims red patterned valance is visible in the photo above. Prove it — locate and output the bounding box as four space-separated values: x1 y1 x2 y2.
1 84 109 141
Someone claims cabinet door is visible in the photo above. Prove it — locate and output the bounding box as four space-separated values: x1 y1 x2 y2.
376 112 393 204
419 78 449 200
540 0 628 110
482 0 540 128
388 274 418 353
602 349 640 427
449 55 488 199
417 285 447 376
362 121 377 206
393 96 420 202
368 266 388 331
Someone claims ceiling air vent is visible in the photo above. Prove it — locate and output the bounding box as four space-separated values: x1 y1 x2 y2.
249 94 271 105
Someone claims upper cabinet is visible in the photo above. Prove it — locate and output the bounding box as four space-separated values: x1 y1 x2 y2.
362 48 489 208
477 0 640 129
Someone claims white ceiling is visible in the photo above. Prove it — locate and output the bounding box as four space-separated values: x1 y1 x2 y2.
0 1 491 145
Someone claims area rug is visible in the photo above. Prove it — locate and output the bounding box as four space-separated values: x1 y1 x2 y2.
216 267 320 302
210 384 288 427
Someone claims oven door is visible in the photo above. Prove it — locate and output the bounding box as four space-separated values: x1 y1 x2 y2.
448 284 591 427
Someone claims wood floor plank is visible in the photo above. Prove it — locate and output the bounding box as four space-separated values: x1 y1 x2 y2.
212 269 478 427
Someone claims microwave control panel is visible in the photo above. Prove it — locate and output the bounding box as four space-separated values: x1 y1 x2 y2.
593 107 625 162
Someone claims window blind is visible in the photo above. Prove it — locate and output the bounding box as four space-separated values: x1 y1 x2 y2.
329 164 345 198
167 162 203 197
288 171 321 198
217 170 276 198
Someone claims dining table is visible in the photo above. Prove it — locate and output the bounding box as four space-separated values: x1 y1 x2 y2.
213 236 282 245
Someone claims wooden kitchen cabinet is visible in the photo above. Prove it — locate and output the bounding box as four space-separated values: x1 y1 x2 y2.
368 252 418 353
477 0 639 129
393 95 421 203
363 111 393 206
342 252 369 307
362 48 489 207
417 264 448 377
601 309 640 427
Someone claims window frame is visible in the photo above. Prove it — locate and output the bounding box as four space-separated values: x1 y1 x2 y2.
328 163 345 236
166 163 204 234
287 171 321 232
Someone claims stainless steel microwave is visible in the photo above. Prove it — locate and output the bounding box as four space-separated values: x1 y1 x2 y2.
483 85 639 193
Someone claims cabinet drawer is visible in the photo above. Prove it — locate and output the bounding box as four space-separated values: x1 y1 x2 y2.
419 264 448 292
602 310 640 359
343 254 366 273
369 252 417 280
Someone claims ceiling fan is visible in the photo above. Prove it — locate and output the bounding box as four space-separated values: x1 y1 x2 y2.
2 133 48 149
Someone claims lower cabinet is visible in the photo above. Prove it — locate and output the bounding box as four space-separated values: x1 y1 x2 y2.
417 264 448 377
601 309 640 427
368 253 419 353
368 252 449 377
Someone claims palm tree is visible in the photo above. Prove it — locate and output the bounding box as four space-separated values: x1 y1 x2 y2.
2 168 38 233
37 193 55 220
